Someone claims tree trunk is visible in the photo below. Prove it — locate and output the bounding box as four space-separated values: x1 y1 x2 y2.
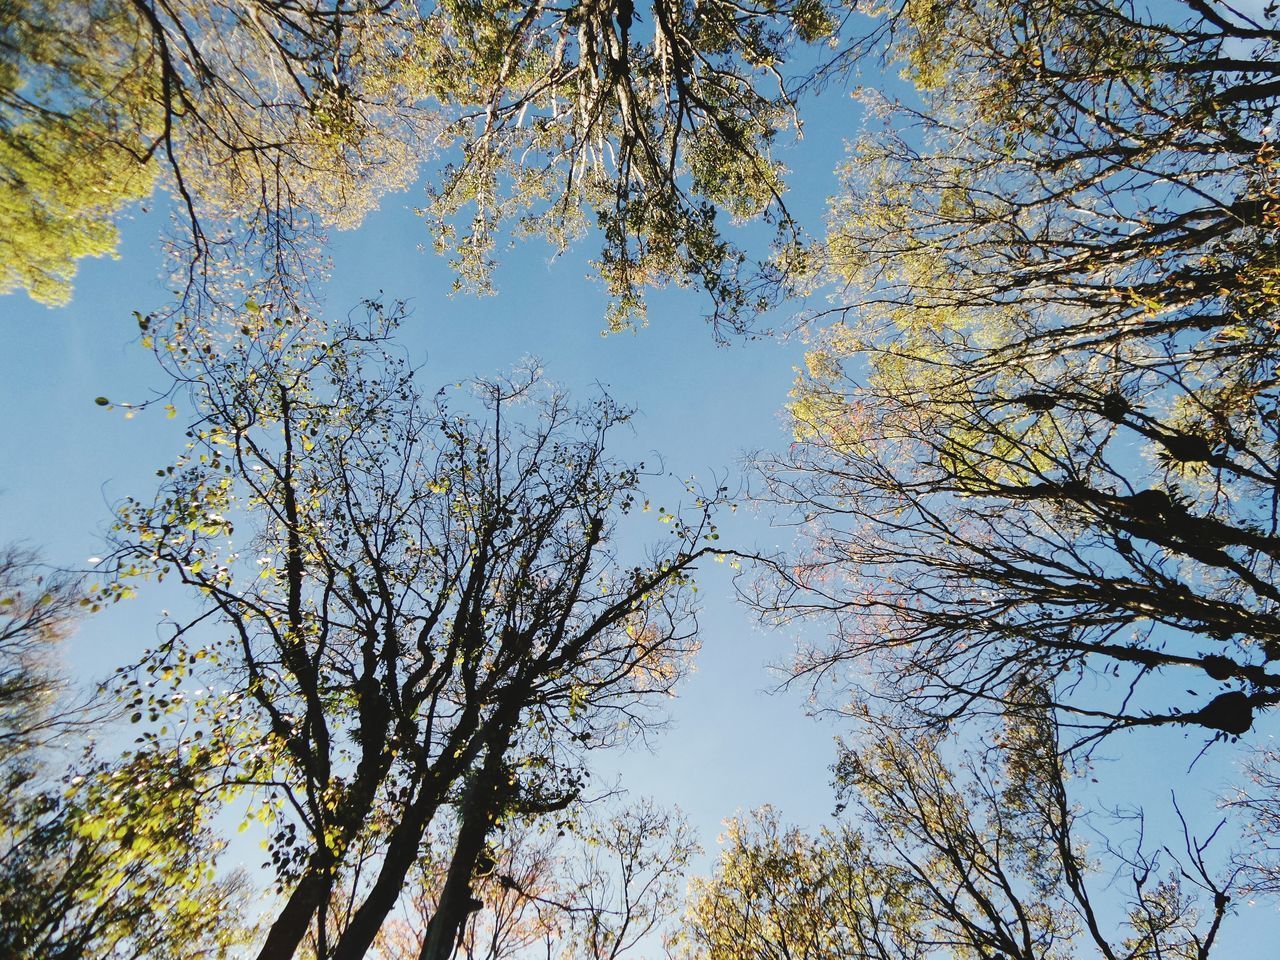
254 862 333 960
325 791 440 960
418 730 514 960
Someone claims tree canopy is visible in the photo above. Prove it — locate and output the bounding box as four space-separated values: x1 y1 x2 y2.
768 0 1280 743
3 0 844 328
0 548 257 960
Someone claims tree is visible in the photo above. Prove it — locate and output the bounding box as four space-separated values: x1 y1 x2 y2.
2 0 428 305
0 546 82 763
0 548 255 960
372 821 567 960
0 0 160 305
0 750 259 960
683 704 1240 960
410 0 837 332
554 799 697 960
4 0 840 328
106 302 725 960
374 800 697 960
763 0 1280 743
1226 745 1280 899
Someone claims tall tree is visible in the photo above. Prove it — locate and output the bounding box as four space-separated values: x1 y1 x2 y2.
0 548 255 960
0 546 81 763
763 0 1280 743
0 749 259 960
0 0 157 307
2 0 428 305
374 800 697 960
107 303 724 959
1226 744 1280 899
683 705 1240 960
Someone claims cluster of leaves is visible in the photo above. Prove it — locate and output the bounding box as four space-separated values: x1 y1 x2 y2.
409 0 841 332
0 0 159 305
3 0 436 296
0 751 258 960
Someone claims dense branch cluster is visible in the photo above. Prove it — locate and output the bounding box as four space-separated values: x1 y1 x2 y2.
767 0 1280 742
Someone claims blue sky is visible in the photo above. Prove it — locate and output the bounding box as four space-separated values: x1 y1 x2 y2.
2 46 1279 949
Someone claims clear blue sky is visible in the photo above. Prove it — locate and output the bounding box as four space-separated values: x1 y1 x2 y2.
2 61 1277 949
